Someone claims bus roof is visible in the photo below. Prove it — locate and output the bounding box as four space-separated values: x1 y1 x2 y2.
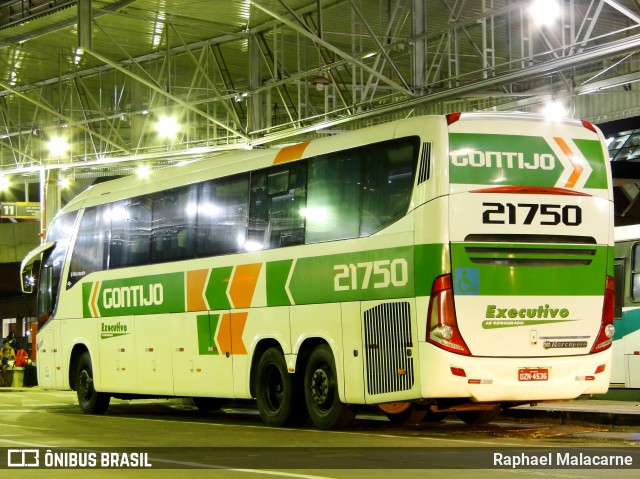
615 224 640 242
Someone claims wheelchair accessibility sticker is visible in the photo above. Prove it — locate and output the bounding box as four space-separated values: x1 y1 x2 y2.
453 268 479 295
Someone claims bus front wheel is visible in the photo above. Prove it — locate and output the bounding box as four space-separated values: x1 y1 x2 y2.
255 347 307 427
304 344 355 430
76 352 110 414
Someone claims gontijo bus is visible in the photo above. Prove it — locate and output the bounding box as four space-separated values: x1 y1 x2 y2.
20 112 615 429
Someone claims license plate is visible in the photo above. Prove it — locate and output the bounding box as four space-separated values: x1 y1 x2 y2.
518 368 549 381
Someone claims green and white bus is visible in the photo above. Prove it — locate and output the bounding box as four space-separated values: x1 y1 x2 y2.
611 224 640 388
21 112 615 429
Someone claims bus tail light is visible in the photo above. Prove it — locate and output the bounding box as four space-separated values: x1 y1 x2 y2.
446 112 462 125
426 274 471 356
590 276 615 354
581 119 597 133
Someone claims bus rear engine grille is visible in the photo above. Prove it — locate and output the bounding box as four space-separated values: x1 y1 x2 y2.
363 301 415 395
463 234 598 267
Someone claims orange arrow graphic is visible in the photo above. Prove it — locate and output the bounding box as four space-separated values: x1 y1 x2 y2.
90 281 101 318
273 141 310 164
186 269 209 311
553 137 583 188
229 263 262 309
216 312 248 355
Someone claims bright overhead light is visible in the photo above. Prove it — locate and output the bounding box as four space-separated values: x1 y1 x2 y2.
136 165 151 178
155 116 180 138
529 0 560 26
47 136 69 157
60 178 71 188
0 176 9 190
542 100 567 120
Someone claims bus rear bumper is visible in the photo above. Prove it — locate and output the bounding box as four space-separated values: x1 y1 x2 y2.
418 343 611 403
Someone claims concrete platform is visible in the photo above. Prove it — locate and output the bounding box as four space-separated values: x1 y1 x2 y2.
503 390 640 430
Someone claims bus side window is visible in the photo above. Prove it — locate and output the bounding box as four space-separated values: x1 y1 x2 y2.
632 244 640 302
197 173 249 256
306 151 361 243
247 171 268 250
109 197 152 269
269 162 307 248
68 206 109 288
151 185 197 263
248 163 307 250
360 137 419 237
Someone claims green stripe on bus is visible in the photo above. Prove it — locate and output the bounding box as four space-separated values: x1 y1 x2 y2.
82 282 92 318
450 243 609 295
84 273 185 317
449 133 607 188
197 313 221 355
265 244 448 306
574 139 608 189
265 246 420 305
288 247 415 303
266 259 295 306
414 243 448 297
204 266 233 310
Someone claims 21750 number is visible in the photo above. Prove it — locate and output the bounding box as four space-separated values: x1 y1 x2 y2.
482 202 582 226
333 259 408 291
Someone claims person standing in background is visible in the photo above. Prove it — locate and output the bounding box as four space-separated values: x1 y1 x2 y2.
1 339 16 387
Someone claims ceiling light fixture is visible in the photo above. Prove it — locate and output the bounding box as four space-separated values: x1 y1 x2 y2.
529 0 560 26
155 116 180 138
47 136 69 157
542 100 567 120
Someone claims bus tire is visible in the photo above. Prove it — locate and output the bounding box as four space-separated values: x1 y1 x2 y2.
255 347 307 427
457 408 501 425
76 352 110 414
304 344 355 430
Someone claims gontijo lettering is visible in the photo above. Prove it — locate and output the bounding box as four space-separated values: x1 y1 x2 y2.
451 149 556 170
103 284 163 309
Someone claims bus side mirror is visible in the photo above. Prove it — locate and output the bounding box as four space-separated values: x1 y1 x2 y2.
21 264 34 294
20 241 55 295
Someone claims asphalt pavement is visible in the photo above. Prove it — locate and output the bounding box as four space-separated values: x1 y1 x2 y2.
3 383 640 430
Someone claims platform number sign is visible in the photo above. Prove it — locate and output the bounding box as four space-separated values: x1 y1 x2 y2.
0 202 40 219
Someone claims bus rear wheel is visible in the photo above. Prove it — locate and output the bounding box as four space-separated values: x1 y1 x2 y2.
76 352 110 414
304 344 355 430
255 347 307 427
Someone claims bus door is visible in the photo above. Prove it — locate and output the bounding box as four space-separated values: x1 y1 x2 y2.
23 242 65 389
171 310 234 398
36 325 65 388
613 241 640 388
135 313 174 395
97 316 138 393
611 256 627 386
